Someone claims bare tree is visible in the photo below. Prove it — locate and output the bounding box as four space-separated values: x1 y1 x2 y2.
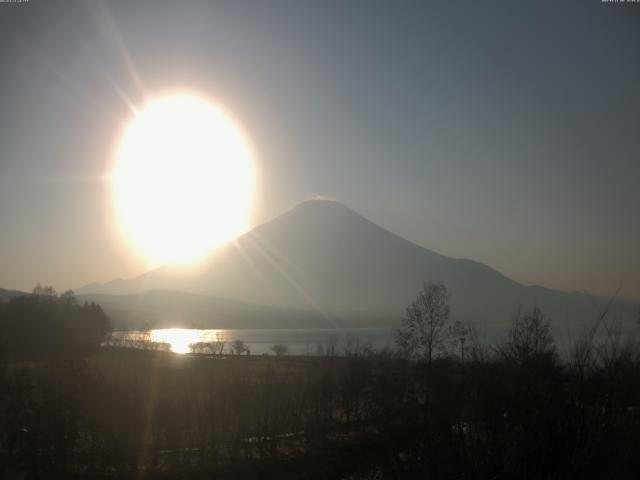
271 344 288 356
570 296 616 378
499 306 556 365
396 282 451 363
32 284 57 297
212 331 226 355
231 339 248 355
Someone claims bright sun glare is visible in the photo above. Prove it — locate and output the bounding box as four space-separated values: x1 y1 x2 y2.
113 93 255 264
151 328 202 354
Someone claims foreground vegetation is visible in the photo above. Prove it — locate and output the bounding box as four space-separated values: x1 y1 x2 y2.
1 286 639 479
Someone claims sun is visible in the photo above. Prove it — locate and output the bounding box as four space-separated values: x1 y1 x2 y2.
113 93 255 264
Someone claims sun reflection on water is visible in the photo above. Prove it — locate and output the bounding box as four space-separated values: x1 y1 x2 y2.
150 328 202 354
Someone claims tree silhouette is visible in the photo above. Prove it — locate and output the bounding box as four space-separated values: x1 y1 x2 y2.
231 339 248 355
396 282 451 364
0 285 110 357
271 344 288 356
498 306 556 366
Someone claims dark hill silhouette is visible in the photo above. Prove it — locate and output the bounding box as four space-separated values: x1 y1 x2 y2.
77 200 638 332
0 288 26 303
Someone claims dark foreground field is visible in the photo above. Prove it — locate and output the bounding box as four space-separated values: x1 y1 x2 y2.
2 289 640 479
2 339 640 480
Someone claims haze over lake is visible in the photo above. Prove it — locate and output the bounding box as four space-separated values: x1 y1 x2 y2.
110 327 396 355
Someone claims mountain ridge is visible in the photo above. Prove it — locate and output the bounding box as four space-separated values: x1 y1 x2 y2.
77 289 379 330
76 200 638 332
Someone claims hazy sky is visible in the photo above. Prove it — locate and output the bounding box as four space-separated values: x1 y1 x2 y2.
0 0 639 299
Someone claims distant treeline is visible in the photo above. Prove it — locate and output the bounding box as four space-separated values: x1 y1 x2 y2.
0 285 109 357
0 284 639 479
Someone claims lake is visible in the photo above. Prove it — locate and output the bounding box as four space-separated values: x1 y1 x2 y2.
108 326 629 357
109 327 397 355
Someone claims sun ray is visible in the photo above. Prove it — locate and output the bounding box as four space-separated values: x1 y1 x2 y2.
244 233 336 325
93 1 148 100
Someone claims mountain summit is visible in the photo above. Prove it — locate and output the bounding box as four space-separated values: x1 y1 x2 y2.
78 200 635 329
